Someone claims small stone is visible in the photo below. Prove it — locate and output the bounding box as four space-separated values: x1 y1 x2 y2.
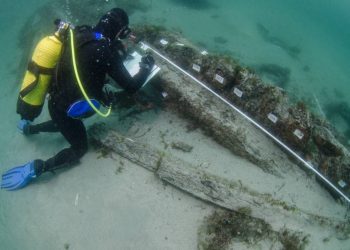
171 141 193 152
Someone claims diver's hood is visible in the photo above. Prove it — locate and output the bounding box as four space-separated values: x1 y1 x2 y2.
93 8 129 40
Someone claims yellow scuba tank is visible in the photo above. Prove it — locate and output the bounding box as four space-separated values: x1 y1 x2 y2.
17 21 69 120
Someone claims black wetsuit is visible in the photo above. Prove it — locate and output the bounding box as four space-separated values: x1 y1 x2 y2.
30 26 150 174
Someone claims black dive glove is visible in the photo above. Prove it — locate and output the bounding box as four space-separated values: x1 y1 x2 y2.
102 84 121 106
139 54 155 72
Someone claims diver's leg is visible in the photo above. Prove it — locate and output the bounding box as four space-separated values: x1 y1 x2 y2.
3 102 87 189
41 123 88 173
26 120 60 134
36 100 88 174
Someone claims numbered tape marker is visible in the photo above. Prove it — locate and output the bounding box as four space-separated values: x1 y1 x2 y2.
293 129 304 140
267 113 278 123
192 64 201 72
233 87 243 98
215 74 225 84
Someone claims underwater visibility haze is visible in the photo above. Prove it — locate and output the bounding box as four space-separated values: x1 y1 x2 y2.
1 0 350 249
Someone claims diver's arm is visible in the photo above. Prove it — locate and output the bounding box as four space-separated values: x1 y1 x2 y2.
108 62 149 94
107 52 152 94
107 45 155 94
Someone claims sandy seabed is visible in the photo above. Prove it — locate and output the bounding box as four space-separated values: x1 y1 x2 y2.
1 1 349 249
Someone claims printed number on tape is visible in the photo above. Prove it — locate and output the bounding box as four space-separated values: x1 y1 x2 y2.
267 113 278 123
293 129 304 140
215 74 225 84
192 64 201 72
233 88 243 98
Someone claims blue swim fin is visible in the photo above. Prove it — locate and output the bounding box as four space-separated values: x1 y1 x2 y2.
1 161 37 191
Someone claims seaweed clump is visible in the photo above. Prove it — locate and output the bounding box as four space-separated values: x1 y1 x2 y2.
198 209 309 250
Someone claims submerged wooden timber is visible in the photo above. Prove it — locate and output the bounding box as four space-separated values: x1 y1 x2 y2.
131 25 350 199
88 24 350 249
88 123 349 246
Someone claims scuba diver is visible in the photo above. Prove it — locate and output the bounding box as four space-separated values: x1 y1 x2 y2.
1 8 155 190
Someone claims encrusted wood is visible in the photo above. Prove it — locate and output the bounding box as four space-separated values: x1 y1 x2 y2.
89 124 349 238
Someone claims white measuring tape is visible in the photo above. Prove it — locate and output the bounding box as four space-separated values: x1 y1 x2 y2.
140 42 350 204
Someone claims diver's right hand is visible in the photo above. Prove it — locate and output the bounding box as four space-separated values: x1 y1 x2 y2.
102 84 120 106
139 54 155 72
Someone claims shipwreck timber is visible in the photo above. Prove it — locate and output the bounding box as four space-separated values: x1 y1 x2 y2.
88 123 349 248
131 25 350 202
89 24 350 249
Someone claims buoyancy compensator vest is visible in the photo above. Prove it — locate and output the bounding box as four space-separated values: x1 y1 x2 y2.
67 26 112 119
16 21 69 121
